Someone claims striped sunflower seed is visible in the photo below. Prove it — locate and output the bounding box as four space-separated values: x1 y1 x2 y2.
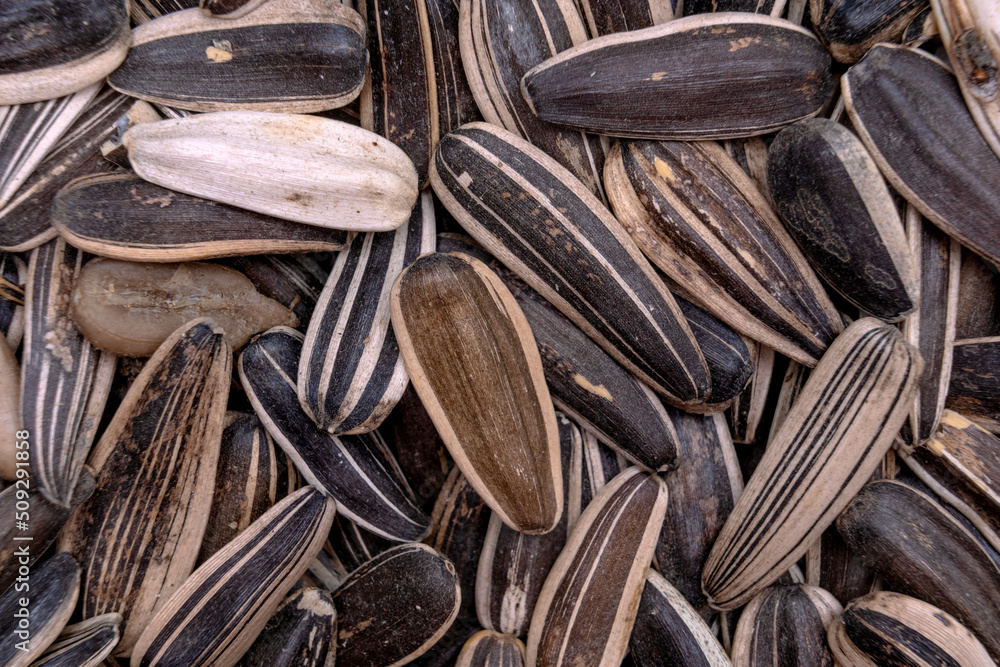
109 0 368 113
456 631 526 667
519 13 834 139
727 343 777 445
130 486 336 667
703 318 921 610
574 431 627 520
123 111 419 231
946 337 1000 434
422 0 481 139
53 173 350 262
0 0 130 105
430 123 710 408
130 0 199 23
391 252 563 534
810 0 929 63
832 591 993 667
730 584 841 667
236 588 337 667
0 553 79 667
674 296 754 410
31 613 121 667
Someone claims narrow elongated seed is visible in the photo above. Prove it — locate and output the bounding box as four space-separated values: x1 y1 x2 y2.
575 432 627 520
53 173 349 262
124 111 419 232
526 467 669 667
23 238 116 508
768 118 917 321
109 0 367 113
332 543 461 667
0 90 137 252
764 359 810 444
131 486 337 667
606 138 843 366
299 192 435 435
946 337 1000 434
577 0 672 36
60 319 230 656
810 0 929 63
675 297 754 410
460 0 607 198
837 477 1000 661
0 0 130 105
392 252 562 533
519 13 833 140
456 631 526 667
727 343 776 445
201 0 269 18
32 613 121 667
422 0 481 138
0 83 99 209
230 253 329 330
703 318 921 610
0 553 79 667
628 569 730 667
836 591 994 667
239 327 431 541
431 123 710 407
730 584 841 667
236 588 337 667
904 207 960 444
843 44 1000 268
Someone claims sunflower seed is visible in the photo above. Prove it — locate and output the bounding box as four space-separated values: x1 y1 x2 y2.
675 297 755 410
110 0 367 113
236 588 337 667
239 326 431 541
606 138 843 366
946 337 1000 434
810 0 929 63
32 613 121 667
131 486 337 667
576 0 672 37
326 514 393 574
684 0 779 14
837 476 1000 660
730 584 841 667
422 0 481 138
331 543 461 667
456 630 526 667
526 467 668 667
53 173 350 262
229 253 330 330
703 318 921 610
903 5 938 46
764 359 809 444
201 0 269 18
956 248 1000 339
727 343 777 445
431 123 710 407
392 252 563 533
71 258 298 356
520 14 833 140
0 252 25 349
0 0 130 105
124 111 419 231
843 44 1000 268
0 553 79 667
0 335 19 480
834 591 993 667
130 0 200 24
299 192 435 435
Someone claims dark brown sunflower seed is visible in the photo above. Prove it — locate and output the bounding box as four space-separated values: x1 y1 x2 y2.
53 173 350 262
0 0 130 105
392 252 563 533
727 343 778 445
526 467 669 667
810 0 929 63
0 90 136 252
0 553 79 667
71 258 297 356
606 138 843 366
843 44 1000 268
520 14 833 140
956 248 1000 339
200 0 267 18
703 318 921 610
946 337 1000 434
23 238 116 508
0 252 25 348
109 0 367 113
332 543 461 667
228 253 329 331
299 192 435 435
236 588 337 667
430 123 710 407
803 523 879 607
131 486 337 667
197 413 296 565
730 584 841 666
675 296 755 410
32 613 121 667
628 568 729 667
456 630 525 667
837 476 1000 661
768 118 917 321
60 319 230 656
239 327 431 542
422 0 481 139
459 0 607 198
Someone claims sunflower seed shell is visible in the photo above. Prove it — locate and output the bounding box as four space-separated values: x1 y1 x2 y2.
946 337 1000 434
0 553 79 667
236 588 337 667
456 631 526 667
730 584 841 667
31 613 121 667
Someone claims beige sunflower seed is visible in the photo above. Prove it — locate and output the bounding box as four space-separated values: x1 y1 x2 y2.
123 111 419 232
392 252 563 534
703 318 921 610
70 258 297 356
456 631 526 667
946 337 1000 434
32 613 121 667
237 588 337 667
730 584 841 667
0 554 79 667
810 0 929 63
131 486 337 667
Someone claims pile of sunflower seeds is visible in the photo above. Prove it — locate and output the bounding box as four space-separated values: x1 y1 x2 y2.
0 0 998 664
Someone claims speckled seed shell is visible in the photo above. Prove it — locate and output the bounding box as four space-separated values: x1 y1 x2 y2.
810 0 929 63
0 553 80 667
520 13 834 140
123 111 419 232
946 337 1000 434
